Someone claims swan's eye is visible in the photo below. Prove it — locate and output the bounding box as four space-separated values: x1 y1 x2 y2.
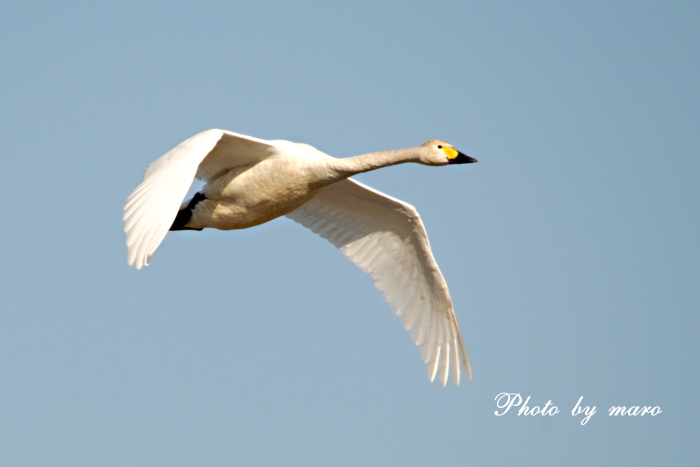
437 145 442 149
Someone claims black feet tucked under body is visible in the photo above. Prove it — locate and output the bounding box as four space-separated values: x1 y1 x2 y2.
170 192 207 231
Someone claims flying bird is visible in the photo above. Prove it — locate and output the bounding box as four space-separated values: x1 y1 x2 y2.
123 129 477 385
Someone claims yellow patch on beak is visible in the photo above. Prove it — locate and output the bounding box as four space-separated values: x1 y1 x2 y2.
442 146 459 160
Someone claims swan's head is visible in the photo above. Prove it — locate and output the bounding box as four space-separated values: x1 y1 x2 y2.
420 140 477 166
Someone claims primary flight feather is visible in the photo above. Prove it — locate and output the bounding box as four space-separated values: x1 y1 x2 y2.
123 129 477 385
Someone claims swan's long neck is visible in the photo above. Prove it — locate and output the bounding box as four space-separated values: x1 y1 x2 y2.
329 148 421 178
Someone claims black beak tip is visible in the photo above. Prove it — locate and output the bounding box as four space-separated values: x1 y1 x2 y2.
450 152 478 164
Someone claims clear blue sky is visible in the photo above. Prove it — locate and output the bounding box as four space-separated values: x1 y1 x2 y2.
1 1 698 465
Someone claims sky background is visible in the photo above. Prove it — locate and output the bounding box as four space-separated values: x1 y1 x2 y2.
1 1 699 465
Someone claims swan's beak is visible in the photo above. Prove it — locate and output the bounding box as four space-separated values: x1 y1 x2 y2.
448 150 477 164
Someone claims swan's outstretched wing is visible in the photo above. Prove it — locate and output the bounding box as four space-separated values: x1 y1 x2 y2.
286 178 471 385
123 129 280 269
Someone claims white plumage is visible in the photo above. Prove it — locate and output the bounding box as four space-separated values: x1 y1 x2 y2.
123 129 476 385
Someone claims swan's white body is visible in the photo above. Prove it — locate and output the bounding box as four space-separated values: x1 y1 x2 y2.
123 129 475 385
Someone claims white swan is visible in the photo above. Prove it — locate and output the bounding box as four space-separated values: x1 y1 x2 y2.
123 129 477 385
